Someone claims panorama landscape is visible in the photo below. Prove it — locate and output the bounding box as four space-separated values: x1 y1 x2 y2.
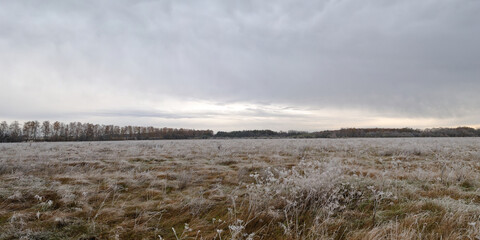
1 1 480 239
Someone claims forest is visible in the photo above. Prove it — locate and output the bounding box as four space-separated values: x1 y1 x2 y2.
0 121 213 142
216 127 480 138
0 121 479 142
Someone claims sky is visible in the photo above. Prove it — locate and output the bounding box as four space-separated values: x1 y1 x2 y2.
1 0 479 131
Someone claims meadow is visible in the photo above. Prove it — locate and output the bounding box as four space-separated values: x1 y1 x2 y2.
1 138 480 239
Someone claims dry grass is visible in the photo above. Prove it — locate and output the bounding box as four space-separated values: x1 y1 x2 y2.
1 138 480 239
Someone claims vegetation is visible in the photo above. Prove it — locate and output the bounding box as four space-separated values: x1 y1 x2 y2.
217 127 480 138
0 121 213 142
1 120 479 143
1 138 480 239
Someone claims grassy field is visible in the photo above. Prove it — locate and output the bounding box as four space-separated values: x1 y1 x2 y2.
1 138 480 239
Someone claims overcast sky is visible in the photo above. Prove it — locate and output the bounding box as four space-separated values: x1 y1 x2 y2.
1 0 479 131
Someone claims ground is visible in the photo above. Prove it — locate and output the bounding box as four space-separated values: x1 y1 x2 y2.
1 138 480 239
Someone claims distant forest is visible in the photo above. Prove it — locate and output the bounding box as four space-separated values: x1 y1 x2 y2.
0 121 213 142
0 121 479 142
216 127 480 138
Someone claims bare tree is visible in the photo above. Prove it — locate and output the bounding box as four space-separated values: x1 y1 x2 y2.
23 121 33 141
52 121 61 139
0 121 8 141
41 121 51 140
31 121 39 140
9 121 21 141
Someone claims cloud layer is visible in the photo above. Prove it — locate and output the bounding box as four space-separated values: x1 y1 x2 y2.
1 0 479 130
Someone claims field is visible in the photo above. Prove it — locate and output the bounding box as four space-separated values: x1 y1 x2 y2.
1 138 480 239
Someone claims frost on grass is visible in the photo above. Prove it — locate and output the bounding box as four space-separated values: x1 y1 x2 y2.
247 158 355 214
1 138 480 239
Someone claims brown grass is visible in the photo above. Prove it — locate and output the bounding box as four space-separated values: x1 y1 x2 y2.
1 138 480 239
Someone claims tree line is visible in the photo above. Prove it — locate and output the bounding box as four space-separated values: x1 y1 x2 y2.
216 127 480 138
1 121 479 142
0 121 213 142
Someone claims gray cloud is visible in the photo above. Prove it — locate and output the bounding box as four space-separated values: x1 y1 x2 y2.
1 0 479 130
